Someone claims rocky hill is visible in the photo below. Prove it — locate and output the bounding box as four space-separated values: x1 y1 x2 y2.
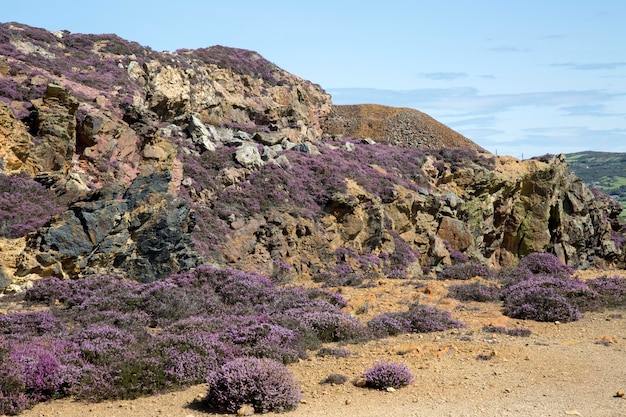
326 104 483 150
0 22 624 291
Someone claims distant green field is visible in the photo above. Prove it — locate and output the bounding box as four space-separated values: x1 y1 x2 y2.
565 151 626 222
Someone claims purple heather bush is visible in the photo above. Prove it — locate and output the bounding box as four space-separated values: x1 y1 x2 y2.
494 266 534 289
437 262 491 281
501 275 595 322
518 252 573 277
483 325 532 337
153 331 231 386
384 231 419 278
586 275 626 310
0 311 65 339
205 357 302 413
449 249 469 264
448 281 502 302
0 337 82 414
367 303 464 338
316 347 351 358
360 360 414 390
0 173 62 238
8 265 370 411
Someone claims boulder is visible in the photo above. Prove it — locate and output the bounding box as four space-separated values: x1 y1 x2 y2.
235 144 263 169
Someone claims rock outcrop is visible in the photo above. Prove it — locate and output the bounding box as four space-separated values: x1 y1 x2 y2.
0 23 624 289
17 172 201 282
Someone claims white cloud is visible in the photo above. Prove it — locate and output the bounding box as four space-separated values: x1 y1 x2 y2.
418 72 468 81
551 62 626 71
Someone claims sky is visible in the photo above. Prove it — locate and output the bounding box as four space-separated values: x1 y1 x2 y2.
3 0 626 158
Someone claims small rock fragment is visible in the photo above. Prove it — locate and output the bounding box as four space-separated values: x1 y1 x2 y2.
237 403 255 416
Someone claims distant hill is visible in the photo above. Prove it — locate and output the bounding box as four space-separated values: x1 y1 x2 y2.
325 104 484 150
565 151 626 220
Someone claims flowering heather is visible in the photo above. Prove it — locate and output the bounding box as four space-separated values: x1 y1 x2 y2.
0 173 62 238
494 266 534 289
367 303 465 338
153 331 231 386
1 265 366 412
448 282 502 302
502 275 595 322
205 357 302 413
483 325 532 337
585 275 626 310
384 231 419 278
360 360 414 390
518 252 573 277
182 45 281 86
0 337 82 414
437 262 491 281
0 311 65 339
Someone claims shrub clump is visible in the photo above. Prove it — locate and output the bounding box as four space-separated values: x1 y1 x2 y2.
204 357 301 413
502 275 595 322
518 253 573 277
483 325 532 337
586 275 626 310
360 360 413 390
437 262 491 281
320 374 348 385
0 173 61 238
367 303 465 338
448 282 501 302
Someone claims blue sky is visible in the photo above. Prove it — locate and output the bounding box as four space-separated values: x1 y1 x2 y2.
3 0 626 157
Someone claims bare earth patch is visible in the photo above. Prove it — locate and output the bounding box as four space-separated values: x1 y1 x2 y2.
17 275 626 417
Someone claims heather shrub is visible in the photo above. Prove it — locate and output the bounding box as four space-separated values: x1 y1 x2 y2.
205 357 302 413
384 231 419 278
518 252 573 277
0 173 62 238
403 303 466 332
320 374 348 385
0 311 65 339
437 262 491 281
316 347 351 358
502 275 595 322
0 338 82 414
9 265 366 409
483 325 532 337
360 360 413 390
299 311 370 343
367 303 464 337
448 282 501 302
586 275 626 310
153 331 231 386
449 249 469 264
494 266 534 288
367 313 410 338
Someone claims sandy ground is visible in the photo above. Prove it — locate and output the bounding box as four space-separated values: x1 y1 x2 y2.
14 277 626 417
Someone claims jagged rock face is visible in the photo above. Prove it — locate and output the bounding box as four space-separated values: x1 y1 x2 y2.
211 152 624 279
17 172 202 282
457 155 620 268
139 50 332 142
0 23 624 291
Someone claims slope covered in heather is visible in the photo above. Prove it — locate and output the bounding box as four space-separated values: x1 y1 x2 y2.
0 22 624 288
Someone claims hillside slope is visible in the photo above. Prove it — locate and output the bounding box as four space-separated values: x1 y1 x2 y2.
325 104 483 150
0 23 624 291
